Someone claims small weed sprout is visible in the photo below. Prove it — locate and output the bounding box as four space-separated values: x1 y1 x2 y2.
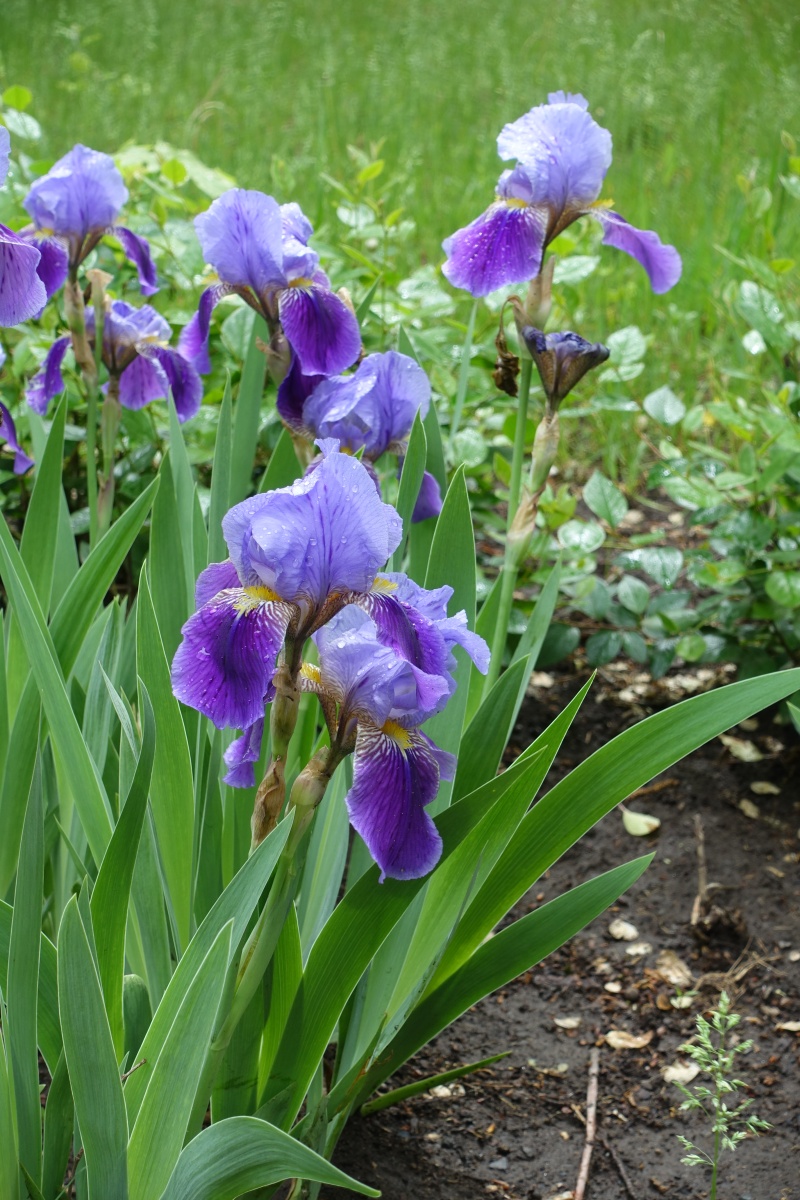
672 991 770 1199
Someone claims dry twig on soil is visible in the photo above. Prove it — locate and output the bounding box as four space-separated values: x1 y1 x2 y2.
573 1048 600 1200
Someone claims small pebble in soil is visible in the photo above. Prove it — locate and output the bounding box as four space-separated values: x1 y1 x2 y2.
489 1158 508 1170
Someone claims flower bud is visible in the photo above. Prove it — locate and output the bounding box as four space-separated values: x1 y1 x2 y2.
521 327 609 411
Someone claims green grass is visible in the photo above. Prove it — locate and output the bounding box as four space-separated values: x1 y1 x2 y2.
3 0 799 316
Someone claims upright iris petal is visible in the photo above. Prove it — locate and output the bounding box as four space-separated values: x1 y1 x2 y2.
442 92 681 296
171 441 403 730
23 143 158 293
183 187 360 376
307 606 456 880
300 351 431 459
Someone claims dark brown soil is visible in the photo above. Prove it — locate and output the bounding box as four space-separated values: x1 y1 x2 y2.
322 662 800 1200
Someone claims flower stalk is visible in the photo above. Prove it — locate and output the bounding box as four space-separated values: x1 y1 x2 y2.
485 353 533 693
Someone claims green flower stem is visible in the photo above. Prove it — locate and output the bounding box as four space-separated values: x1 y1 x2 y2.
189 746 339 1134
96 375 121 540
65 279 102 546
485 355 533 693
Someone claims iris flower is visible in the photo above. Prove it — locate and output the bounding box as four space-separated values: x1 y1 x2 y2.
442 91 681 297
302 606 457 880
26 299 202 421
0 126 66 326
23 143 157 294
277 348 443 520
172 440 403 732
178 189 361 377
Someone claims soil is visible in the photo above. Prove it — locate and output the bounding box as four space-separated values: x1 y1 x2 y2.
322 661 800 1200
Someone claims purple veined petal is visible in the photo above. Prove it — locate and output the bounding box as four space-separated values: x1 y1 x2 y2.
221 492 275 583
223 717 265 788
347 724 445 881
240 443 402 607
278 281 361 376
304 351 431 457
177 283 228 374
91 298 171 369
17 232 69 300
0 127 9 187
547 90 590 110
420 731 457 782
113 225 159 295
117 353 170 411
370 572 490 675
589 208 682 294
146 345 203 422
411 469 442 522
441 200 547 298
194 188 286 293
496 99 612 211
0 401 35 474
195 559 242 607
0 224 47 326
280 202 314 245
314 605 450 728
276 352 326 431
379 571 454 622
26 336 71 415
23 144 128 241
171 587 292 729
357 588 449 679
437 612 491 674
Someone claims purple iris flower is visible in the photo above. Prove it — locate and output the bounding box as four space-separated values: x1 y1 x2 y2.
26 299 202 421
304 606 456 880
278 349 443 521
521 328 609 408
1 126 65 327
178 189 361 377
0 343 34 473
442 92 681 297
171 440 403 731
23 144 157 294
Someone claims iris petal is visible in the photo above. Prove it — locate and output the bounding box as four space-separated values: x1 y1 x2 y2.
171 588 292 729
223 717 265 788
590 208 682 294
194 189 286 293
441 202 546 298
195 559 241 607
177 284 228 374
114 225 159 295
411 470 442 522
496 99 612 209
347 724 445 881
278 282 361 376
0 225 47 326
23 144 128 241
0 401 35 474
26 336 71 415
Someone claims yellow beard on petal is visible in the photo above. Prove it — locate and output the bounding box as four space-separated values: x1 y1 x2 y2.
371 576 398 594
300 662 322 686
502 197 530 210
234 584 282 613
382 719 412 750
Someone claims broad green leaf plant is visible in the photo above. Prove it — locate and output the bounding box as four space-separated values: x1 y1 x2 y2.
1 97 799 1200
